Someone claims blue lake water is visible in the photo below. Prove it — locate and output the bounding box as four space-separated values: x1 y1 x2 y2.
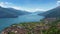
0 14 44 31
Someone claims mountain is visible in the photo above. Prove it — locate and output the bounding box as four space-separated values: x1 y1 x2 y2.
38 6 60 18
34 11 45 14
38 11 46 16
32 11 45 15
5 8 31 15
0 6 31 18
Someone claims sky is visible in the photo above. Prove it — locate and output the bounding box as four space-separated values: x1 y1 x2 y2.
0 0 59 12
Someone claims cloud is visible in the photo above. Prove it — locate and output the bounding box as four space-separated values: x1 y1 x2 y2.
25 8 45 12
0 2 45 12
0 2 28 11
0 2 12 8
35 8 45 11
57 1 60 6
0 2 22 9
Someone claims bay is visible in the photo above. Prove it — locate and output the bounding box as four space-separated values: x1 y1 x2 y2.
0 14 44 31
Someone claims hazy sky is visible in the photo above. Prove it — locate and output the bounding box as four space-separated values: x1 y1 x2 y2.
0 0 59 12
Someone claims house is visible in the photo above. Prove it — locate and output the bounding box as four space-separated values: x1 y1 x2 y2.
1 26 28 34
44 18 57 24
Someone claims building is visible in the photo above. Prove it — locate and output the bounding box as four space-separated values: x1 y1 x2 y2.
1 26 28 34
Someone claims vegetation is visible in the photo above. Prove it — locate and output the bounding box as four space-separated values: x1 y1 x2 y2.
2 20 60 34
10 19 60 34
8 32 15 34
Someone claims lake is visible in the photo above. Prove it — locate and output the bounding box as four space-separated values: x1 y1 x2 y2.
0 14 44 31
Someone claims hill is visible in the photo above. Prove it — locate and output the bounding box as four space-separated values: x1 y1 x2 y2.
0 6 31 18
45 6 60 18
38 6 60 18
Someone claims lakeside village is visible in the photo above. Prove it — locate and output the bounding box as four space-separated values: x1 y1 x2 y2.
1 17 60 34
